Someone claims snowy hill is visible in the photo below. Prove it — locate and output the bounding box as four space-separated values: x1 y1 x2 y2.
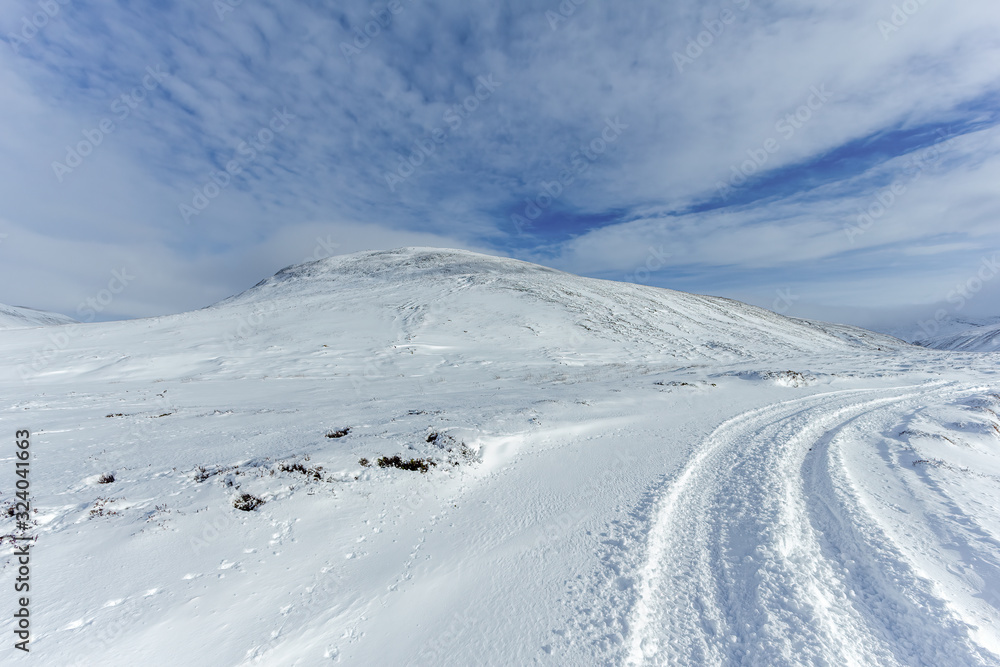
213 246 905 363
0 302 76 329
2 247 906 386
0 248 997 666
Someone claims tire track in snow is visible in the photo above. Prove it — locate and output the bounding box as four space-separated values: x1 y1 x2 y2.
803 389 1000 666
624 382 999 666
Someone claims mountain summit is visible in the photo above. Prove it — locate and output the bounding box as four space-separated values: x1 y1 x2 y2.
214 247 904 364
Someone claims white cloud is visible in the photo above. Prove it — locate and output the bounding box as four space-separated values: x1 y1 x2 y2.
0 0 998 324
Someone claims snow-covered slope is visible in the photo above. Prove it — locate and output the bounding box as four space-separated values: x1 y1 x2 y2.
1 247 906 386
213 246 904 362
0 248 997 666
0 302 75 329
919 320 1000 352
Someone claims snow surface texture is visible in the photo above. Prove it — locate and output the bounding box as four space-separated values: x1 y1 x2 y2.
0 247 998 666
0 303 76 330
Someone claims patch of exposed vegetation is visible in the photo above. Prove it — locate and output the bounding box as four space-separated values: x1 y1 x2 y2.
427 432 478 467
194 465 228 483
98 473 116 484
377 455 435 473
277 459 326 482
233 493 264 512
326 427 351 439
146 504 170 522
733 370 817 387
89 497 122 518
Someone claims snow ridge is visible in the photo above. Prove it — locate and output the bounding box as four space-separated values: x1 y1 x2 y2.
0 302 76 329
920 321 1000 353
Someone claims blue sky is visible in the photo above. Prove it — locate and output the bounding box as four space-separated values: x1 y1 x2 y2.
1 0 999 336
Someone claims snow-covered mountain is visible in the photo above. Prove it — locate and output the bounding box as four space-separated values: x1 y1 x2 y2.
918 319 1000 352
213 246 905 361
1 248 997 666
0 302 75 329
1 247 906 386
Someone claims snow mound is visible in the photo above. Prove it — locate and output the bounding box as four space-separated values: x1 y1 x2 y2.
0 302 76 329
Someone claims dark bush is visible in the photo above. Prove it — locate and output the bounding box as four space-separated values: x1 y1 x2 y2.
326 428 351 438
278 460 324 481
377 455 435 473
98 473 115 484
233 493 264 511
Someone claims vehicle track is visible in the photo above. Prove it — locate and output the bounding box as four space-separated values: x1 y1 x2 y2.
624 383 1000 666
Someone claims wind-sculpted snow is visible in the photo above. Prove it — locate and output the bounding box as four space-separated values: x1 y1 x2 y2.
0 248 997 665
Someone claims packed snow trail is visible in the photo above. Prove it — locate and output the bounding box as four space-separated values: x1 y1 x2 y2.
626 383 1000 667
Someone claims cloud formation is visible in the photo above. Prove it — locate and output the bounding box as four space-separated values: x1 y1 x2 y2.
0 0 998 328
